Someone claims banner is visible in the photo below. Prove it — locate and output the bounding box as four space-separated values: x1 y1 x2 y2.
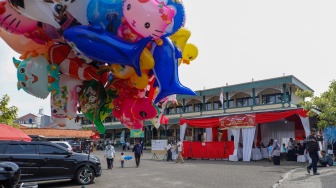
219 114 256 130
130 129 144 138
120 130 125 143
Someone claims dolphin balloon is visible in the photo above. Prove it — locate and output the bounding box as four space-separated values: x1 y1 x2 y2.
152 37 196 103
63 25 152 76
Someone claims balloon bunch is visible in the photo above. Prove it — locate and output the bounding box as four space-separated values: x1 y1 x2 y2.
0 0 199 134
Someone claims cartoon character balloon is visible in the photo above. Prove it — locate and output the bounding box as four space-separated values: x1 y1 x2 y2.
87 0 123 35
119 0 175 41
157 0 186 37
49 44 100 81
50 74 82 127
113 95 159 129
13 55 59 99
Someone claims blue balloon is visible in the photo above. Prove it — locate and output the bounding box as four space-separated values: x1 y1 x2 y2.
87 0 123 35
63 26 152 76
152 37 197 104
124 156 133 161
160 0 186 37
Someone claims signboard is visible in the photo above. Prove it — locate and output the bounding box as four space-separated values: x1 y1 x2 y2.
219 114 256 130
151 140 168 154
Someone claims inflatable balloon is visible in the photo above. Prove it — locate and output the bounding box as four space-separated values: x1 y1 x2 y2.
120 0 175 40
151 94 176 128
87 0 123 35
169 27 199 65
130 71 149 89
0 28 48 59
49 44 100 81
0 1 5 15
0 2 38 35
157 0 186 37
79 80 107 134
7 0 80 30
152 37 196 103
13 56 60 99
50 74 82 127
182 43 198 65
63 25 152 76
113 95 159 129
66 0 90 25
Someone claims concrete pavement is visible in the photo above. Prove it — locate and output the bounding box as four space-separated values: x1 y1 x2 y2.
277 166 336 188
38 147 312 188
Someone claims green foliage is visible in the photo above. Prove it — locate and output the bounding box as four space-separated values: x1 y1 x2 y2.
296 80 336 129
0 94 19 126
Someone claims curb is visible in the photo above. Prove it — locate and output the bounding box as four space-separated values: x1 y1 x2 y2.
272 168 299 188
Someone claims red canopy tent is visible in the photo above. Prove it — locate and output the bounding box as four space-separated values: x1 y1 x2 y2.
180 109 308 128
0 124 32 142
179 109 308 159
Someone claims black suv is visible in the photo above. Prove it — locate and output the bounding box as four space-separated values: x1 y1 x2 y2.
0 141 102 185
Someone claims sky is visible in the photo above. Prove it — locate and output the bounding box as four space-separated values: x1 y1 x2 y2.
1 0 336 117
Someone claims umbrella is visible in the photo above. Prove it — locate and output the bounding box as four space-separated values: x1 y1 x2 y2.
0 124 32 142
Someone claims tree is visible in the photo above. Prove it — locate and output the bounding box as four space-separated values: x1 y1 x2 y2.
0 94 19 126
296 80 336 129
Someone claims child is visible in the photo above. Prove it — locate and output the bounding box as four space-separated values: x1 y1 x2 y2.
120 152 125 168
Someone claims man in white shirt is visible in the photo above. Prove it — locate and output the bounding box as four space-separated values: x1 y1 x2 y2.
166 142 173 161
104 142 115 169
176 139 184 163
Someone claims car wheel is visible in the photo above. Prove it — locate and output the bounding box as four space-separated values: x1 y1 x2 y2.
75 166 95 185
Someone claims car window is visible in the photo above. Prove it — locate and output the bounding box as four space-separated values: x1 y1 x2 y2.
0 144 7 153
56 143 69 148
39 144 68 155
5 144 37 154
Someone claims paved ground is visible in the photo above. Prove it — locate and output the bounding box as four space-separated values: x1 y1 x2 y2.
38 148 308 188
278 166 336 188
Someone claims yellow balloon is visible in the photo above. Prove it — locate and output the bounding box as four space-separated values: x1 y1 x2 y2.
182 43 199 65
130 71 149 89
170 27 191 52
111 64 135 79
140 48 155 70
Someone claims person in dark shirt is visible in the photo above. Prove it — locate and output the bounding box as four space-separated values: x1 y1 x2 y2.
132 140 143 168
305 128 320 175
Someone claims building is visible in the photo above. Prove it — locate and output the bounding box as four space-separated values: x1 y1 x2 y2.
14 113 37 128
79 75 315 143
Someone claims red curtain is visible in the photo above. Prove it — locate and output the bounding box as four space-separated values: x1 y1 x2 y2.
180 109 308 127
212 127 218 141
180 117 219 128
222 130 228 141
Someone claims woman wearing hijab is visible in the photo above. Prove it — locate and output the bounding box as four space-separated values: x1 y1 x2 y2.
272 140 281 165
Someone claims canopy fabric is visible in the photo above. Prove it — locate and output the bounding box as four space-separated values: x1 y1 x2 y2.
180 109 308 128
0 124 32 142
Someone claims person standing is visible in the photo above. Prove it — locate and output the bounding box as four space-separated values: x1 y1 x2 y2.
120 152 125 168
271 140 281 165
132 140 143 168
176 138 184 163
104 142 115 170
305 128 320 175
166 141 173 161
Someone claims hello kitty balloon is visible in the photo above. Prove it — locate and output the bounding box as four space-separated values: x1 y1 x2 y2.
121 0 174 40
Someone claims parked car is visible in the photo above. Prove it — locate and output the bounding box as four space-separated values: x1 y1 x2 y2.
51 141 73 151
0 141 102 185
71 141 83 153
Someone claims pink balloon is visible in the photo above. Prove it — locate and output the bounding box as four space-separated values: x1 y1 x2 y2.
122 0 174 40
113 96 159 129
0 3 38 35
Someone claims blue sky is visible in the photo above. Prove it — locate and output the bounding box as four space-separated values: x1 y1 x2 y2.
1 0 336 117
